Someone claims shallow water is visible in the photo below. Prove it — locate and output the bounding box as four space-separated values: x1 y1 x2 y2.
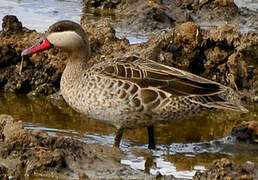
1 0 257 32
0 0 148 43
0 0 82 32
1 0 256 44
0 92 257 178
235 0 258 11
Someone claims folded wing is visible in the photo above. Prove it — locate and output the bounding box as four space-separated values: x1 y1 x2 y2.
100 56 248 113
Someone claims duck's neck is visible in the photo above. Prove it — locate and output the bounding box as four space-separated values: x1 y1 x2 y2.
65 37 91 71
69 49 89 68
61 48 90 91
67 41 91 70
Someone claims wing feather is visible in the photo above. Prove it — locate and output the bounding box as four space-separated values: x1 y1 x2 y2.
101 57 224 97
97 56 247 113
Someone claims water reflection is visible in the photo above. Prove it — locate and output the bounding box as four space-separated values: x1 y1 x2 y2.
121 136 258 178
0 92 257 177
0 92 257 146
0 92 116 137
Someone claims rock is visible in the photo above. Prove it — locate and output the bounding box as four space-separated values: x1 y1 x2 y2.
2 15 23 36
0 114 150 179
84 0 125 9
83 0 257 37
0 164 20 180
136 23 258 102
176 0 239 21
231 121 258 143
177 0 238 10
81 18 129 56
194 158 258 180
0 115 67 174
83 0 189 36
1 115 26 142
0 15 64 95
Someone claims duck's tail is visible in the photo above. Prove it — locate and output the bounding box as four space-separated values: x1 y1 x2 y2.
193 87 249 113
203 100 249 113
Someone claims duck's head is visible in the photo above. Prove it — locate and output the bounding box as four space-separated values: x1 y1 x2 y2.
22 20 90 57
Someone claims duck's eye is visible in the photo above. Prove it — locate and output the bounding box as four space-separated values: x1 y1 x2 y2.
56 27 63 32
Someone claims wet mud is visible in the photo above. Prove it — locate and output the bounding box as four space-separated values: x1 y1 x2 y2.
83 0 258 36
232 121 258 143
0 114 150 179
194 158 258 180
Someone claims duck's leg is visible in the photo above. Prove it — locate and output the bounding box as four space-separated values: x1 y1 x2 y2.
114 128 124 147
147 125 156 149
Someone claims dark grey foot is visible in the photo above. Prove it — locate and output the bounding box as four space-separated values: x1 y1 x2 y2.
147 125 156 149
114 128 124 148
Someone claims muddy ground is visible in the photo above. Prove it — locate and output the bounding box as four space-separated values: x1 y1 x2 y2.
83 0 258 36
232 120 258 143
0 114 152 179
0 0 258 179
194 158 258 180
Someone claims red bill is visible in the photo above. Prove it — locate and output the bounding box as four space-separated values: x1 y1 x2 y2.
21 38 52 56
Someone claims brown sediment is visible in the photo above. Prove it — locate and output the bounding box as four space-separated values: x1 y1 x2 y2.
83 0 258 36
232 121 258 143
0 114 150 179
194 158 258 180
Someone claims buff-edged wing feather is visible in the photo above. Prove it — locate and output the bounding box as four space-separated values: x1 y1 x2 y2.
101 57 224 96
100 56 248 113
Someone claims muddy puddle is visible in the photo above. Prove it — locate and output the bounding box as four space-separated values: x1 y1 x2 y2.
0 92 257 179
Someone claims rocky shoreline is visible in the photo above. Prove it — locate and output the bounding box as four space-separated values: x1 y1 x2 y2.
1 14 257 102
83 0 258 36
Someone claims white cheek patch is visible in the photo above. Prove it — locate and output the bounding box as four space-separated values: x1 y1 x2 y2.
47 31 83 49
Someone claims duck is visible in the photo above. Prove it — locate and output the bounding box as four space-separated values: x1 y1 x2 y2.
21 20 248 149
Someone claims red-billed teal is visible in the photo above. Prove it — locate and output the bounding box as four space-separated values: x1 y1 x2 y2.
22 21 248 149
